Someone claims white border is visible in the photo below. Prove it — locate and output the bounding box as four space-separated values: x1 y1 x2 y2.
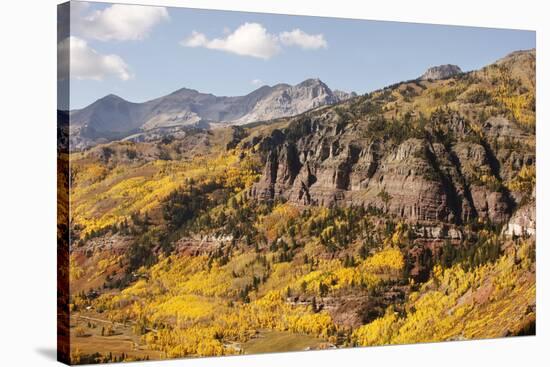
0 0 547 366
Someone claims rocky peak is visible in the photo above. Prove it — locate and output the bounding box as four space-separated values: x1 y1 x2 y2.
419 64 462 80
89 94 131 109
232 79 343 124
296 78 325 88
167 87 202 97
292 78 335 101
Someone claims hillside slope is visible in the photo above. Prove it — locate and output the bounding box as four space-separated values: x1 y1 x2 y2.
66 49 536 364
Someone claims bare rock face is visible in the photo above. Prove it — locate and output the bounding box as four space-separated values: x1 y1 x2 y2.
174 234 232 256
254 131 463 223
349 139 457 223
234 79 343 124
249 108 528 226
419 64 462 80
451 141 510 223
470 188 510 224
504 189 536 237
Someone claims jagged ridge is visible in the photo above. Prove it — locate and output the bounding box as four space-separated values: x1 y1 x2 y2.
69 79 355 150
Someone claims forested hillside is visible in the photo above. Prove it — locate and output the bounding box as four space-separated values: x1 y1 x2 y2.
67 49 536 364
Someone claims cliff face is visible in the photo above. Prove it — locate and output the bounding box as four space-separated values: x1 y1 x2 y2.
248 50 536 227
250 114 526 225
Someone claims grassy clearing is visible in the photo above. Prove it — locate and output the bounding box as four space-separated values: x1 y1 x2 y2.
242 330 325 354
70 313 163 362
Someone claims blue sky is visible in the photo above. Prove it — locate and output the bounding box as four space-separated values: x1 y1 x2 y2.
64 1 535 109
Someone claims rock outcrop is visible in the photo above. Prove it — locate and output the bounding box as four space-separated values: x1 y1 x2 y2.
504 189 536 237
249 110 532 226
333 90 358 101
246 47 537 227
233 79 342 124
419 64 462 80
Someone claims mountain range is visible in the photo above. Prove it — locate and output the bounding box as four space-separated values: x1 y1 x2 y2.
69 79 356 150
68 63 470 150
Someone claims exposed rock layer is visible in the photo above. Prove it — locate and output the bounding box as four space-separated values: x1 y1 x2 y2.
249 112 532 227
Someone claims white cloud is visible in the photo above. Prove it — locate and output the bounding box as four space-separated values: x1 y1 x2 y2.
73 3 169 41
251 79 264 86
58 36 132 81
181 23 327 59
183 31 209 48
182 23 281 60
279 29 327 49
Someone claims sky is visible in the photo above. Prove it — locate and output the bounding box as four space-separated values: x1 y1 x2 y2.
60 1 536 110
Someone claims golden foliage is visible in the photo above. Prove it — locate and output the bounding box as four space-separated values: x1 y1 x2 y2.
92 252 339 358
259 203 301 242
71 149 260 236
70 254 84 283
361 247 405 274
353 241 535 346
508 165 536 194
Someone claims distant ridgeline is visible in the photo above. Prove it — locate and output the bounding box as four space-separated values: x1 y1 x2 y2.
68 79 356 151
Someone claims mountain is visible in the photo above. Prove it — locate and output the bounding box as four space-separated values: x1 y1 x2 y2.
69 79 353 150
249 49 535 229
419 64 462 80
66 49 535 363
233 79 342 124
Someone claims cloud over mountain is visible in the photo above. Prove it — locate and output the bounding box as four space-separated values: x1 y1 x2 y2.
181 22 327 59
280 29 328 49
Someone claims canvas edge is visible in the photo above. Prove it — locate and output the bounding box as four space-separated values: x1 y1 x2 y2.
57 1 71 365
